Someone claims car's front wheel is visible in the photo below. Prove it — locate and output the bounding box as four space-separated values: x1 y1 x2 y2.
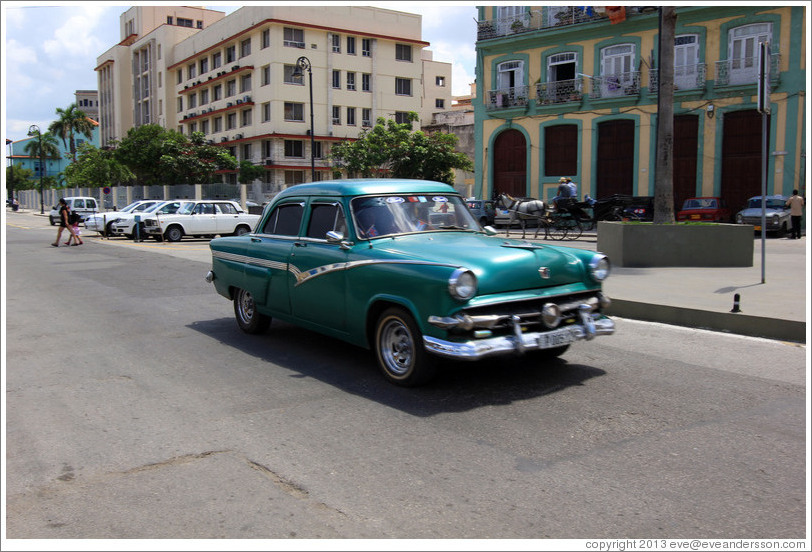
233 225 251 236
233 288 271 334
49 216 56 226
164 225 184 242
374 307 436 386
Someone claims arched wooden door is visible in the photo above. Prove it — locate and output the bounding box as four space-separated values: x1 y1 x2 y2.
673 114 700 209
596 119 635 197
493 129 527 197
721 109 769 213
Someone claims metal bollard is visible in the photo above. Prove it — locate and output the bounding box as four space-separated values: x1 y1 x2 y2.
730 293 741 313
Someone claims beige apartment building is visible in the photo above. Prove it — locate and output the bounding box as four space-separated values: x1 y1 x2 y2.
95 5 452 200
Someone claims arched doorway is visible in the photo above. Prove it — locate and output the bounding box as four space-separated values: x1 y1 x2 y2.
596 119 635 197
673 114 700 209
492 129 527 198
721 109 769 213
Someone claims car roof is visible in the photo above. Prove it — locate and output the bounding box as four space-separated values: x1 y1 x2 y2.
273 179 457 200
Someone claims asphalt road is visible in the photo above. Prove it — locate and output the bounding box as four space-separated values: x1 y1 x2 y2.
4 213 808 541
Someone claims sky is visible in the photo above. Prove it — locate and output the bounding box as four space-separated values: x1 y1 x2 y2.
1 1 479 141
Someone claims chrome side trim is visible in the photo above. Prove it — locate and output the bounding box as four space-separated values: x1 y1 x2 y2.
423 316 615 360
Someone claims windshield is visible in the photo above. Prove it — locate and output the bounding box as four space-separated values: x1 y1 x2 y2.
351 194 479 239
175 202 198 215
747 198 787 210
119 202 143 213
682 198 717 210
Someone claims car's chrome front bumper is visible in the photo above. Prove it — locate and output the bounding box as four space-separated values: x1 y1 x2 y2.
423 311 615 360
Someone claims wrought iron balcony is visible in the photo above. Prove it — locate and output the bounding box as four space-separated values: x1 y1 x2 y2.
590 72 641 99
487 86 530 110
714 53 780 87
535 78 584 105
476 6 653 40
649 63 707 93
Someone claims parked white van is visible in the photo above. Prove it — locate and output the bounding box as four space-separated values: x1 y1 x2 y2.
48 196 99 225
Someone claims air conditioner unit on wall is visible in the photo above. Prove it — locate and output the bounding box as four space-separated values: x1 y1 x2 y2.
235 133 244 139
221 137 228 142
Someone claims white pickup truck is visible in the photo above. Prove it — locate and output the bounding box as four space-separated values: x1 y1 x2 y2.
142 200 260 242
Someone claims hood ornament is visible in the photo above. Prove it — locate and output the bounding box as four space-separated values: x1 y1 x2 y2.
539 267 551 279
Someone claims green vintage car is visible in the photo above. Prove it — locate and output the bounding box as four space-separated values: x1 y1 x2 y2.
206 179 614 386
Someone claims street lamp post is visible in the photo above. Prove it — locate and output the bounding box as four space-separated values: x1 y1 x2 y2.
292 56 315 181
28 124 45 214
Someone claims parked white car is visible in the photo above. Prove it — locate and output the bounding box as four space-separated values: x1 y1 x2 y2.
111 200 184 239
48 196 99 225
142 200 260 242
83 200 161 235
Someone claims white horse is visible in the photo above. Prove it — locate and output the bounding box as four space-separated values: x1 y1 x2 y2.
495 194 547 239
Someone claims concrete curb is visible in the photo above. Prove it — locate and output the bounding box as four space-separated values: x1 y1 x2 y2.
607 299 806 343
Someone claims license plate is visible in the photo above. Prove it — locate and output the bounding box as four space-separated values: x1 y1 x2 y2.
690 214 700 220
537 327 577 349
754 226 762 231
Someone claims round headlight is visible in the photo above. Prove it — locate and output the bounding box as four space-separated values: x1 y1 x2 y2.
736 214 743 224
589 255 610 282
541 303 562 328
449 269 477 301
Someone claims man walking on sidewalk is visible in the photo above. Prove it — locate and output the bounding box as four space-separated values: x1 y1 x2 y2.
785 190 805 239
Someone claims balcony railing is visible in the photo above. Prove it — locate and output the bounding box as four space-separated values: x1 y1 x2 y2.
487 86 530 110
714 53 780 87
649 63 707 93
590 72 641 99
535 78 583 105
476 6 654 40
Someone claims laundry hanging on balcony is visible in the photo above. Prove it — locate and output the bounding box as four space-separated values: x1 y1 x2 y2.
606 7 626 24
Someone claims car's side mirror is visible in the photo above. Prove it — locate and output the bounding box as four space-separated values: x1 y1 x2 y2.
326 230 352 250
483 225 499 236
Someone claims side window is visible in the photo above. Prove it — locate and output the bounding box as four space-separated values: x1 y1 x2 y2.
74 200 85 209
306 203 346 239
217 203 237 214
87 199 97 209
262 203 304 236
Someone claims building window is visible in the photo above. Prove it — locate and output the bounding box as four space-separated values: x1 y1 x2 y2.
196 20 203 29
285 102 304 121
167 16 173 25
214 116 223 132
227 112 237 130
177 97 183 113
396 44 412 62
226 45 236 63
362 73 371 92
313 141 323 159
436 76 446 87
187 63 196 80
177 70 183 84
262 140 272 158
346 107 356 126
347 36 356 55
201 119 209 134
395 111 411 125
227 79 236 97
284 27 305 48
346 72 356 90
261 65 271 86
285 171 306 186
362 108 371 127
332 70 341 89
331 34 341 53
362 38 372 57
395 77 412 96
728 23 772 85
285 64 303 85
600 43 635 96
212 51 222 69
261 29 270 49
188 92 197 109
435 99 445 109
332 106 341 125
262 102 271 122
213 84 222 101
188 121 196 133
240 73 251 93
242 143 252 160
241 109 252 126
177 17 193 28
240 38 251 58
285 140 304 158
200 88 209 104
200 58 208 74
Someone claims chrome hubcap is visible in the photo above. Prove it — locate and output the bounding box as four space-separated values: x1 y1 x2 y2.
381 320 413 376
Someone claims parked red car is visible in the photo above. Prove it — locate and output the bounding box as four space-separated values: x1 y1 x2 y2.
677 197 732 223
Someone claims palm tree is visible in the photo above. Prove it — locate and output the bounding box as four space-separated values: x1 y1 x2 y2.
24 128 61 213
48 103 95 163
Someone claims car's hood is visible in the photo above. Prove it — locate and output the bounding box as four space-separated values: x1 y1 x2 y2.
738 207 786 217
369 232 591 293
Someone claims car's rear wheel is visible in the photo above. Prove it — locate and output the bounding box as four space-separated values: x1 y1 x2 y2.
374 307 436 386
233 225 251 236
164 225 183 242
234 288 271 334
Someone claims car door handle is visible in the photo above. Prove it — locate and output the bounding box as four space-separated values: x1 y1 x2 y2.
294 241 307 247
251 237 261 242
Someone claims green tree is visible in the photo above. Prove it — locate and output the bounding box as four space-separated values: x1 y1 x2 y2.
24 128 61 213
330 112 471 185
6 164 34 200
48 103 96 163
238 160 266 184
158 131 238 185
63 143 135 189
114 124 173 186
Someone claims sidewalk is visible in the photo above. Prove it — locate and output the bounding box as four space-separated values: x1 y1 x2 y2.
503 229 808 343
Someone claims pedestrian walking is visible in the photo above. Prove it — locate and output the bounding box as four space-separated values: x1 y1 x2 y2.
51 198 75 247
785 190 805 239
64 213 84 246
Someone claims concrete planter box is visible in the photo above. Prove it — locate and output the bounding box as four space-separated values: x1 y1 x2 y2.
597 222 754 267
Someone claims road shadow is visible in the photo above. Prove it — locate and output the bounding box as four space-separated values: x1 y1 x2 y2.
188 317 606 417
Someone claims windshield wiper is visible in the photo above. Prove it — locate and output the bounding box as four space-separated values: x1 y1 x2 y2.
437 225 469 230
